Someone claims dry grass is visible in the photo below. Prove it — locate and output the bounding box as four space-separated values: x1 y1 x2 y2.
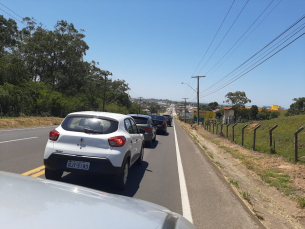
0 117 63 129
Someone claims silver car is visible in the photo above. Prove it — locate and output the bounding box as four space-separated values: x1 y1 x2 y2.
0 172 196 229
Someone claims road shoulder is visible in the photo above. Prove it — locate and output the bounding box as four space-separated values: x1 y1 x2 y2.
174 119 264 229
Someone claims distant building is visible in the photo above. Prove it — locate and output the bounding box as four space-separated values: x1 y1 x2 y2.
188 107 197 113
223 107 234 124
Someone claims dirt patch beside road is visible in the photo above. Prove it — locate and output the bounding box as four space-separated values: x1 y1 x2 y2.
0 117 63 129
176 119 305 229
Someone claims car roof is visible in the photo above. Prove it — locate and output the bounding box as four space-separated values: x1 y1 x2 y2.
67 111 127 120
127 114 151 119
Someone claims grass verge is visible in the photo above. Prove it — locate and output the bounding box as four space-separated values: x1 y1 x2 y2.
0 117 63 129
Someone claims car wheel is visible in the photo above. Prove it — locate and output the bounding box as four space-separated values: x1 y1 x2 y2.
136 147 144 166
45 168 63 181
146 139 152 148
115 159 129 190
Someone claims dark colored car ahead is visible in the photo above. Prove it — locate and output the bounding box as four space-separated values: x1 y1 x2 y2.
128 114 157 147
163 115 172 127
150 115 167 135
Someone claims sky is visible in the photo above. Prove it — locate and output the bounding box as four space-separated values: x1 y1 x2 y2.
1 0 304 109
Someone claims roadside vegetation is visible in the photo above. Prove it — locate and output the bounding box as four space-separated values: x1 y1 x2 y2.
176 117 305 209
0 15 142 118
0 117 63 128
223 114 305 163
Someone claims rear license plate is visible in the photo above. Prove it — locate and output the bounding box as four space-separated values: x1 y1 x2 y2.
67 160 90 170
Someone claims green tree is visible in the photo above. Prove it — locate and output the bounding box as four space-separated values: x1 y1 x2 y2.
224 91 251 107
208 102 219 110
250 105 259 120
224 91 251 121
0 15 133 117
285 97 305 116
0 15 18 55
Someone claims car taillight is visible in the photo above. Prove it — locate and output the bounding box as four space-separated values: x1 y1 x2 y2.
49 130 59 141
108 136 126 147
162 121 166 126
145 127 151 131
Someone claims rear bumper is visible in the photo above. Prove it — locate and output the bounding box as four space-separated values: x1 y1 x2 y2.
156 126 166 131
144 133 153 142
44 153 121 176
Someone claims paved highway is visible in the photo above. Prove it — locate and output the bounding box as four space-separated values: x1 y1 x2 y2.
0 112 263 228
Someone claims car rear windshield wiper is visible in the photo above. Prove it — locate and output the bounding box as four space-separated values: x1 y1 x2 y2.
83 128 103 134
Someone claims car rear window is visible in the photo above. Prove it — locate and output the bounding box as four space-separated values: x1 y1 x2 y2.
132 117 148 124
150 115 165 121
61 116 118 134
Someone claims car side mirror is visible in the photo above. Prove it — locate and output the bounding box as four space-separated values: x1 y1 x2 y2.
139 129 145 134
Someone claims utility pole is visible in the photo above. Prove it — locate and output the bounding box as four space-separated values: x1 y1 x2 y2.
138 97 142 114
182 98 188 122
191 76 205 125
103 72 112 112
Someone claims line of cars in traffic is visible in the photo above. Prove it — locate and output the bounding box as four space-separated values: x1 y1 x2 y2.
128 113 173 147
1 110 195 228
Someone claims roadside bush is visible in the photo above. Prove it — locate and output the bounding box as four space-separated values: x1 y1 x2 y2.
270 111 280 119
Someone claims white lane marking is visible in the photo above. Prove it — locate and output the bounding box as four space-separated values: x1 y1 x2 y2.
0 137 38 144
0 126 57 132
173 119 193 223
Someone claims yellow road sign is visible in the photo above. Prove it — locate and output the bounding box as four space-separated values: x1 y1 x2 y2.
193 110 216 120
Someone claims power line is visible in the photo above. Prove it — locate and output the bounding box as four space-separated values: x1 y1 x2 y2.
195 0 250 76
0 7 24 24
183 0 236 98
0 3 24 19
205 0 283 81
201 21 305 96
191 0 236 78
200 32 305 98
199 14 305 95
187 0 249 99
203 0 277 79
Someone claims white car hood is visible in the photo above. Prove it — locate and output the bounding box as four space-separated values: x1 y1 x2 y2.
0 172 195 229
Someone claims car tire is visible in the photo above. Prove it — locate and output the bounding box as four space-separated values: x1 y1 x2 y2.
115 159 129 190
136 147 144 166
45 168 63 181
146 139 152 148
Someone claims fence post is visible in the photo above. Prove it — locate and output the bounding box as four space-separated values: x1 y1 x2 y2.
294 126 304 162
269 125 278 153
216 123 219 134
226 124 231 138
253 124 261 151
212 122 215 134
242 124 248 146
221 124 223 135
232 123 238 142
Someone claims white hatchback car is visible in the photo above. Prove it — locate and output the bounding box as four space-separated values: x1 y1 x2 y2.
44 111 145 189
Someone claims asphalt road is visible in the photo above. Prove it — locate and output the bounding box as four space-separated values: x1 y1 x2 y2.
0 115 263 229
